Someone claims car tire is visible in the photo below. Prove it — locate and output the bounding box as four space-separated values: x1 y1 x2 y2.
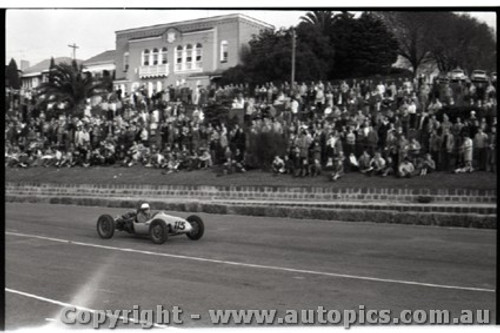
149 220 168 244
186 215 204 241
97 214 115 239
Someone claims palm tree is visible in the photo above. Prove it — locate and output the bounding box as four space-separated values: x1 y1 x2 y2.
299 11 336 34
36 62 107 116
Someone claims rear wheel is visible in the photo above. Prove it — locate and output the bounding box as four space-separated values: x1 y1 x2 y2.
186 215 204 240
149 220 168 244
97 214 115 239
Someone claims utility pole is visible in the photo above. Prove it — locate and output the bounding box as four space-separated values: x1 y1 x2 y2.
68 43 79 59
291 28 296 88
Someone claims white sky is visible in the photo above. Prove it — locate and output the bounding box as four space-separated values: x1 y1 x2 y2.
5 6 497 68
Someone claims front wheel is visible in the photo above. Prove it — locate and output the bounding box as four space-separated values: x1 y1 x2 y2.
97 214 115 239
149 220 168 244
186 215 204 240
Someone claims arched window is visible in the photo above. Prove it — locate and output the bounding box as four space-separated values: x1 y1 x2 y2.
123 52 129 71
143 49 150 66
185 44 193 70
220 41 228 63
195 43 202 69
152 48 159 65
175 45 183 71
161 47 168 64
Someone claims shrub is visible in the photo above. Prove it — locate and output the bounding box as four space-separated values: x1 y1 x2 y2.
246 131 288 170
204 97 232 126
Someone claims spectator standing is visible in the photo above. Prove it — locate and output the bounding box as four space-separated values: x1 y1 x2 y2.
473 128 488 171
487 126 496 173
462 134 474 172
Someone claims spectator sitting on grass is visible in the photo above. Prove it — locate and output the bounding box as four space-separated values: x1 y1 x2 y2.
418 153 436 176
233 148 246 173
198 147 213 169
358 150 373 175
151 146 165 169
41 146 55 167
398 157 416 178
369 151 386 176
5 145 17 167
52 147 64 168
17 147 30 168
347 152 359 171
381 156 394 177
59 151 73 168
166 152 180 173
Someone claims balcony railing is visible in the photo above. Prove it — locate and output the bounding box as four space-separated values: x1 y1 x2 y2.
138 64 169 78
173 62 203 73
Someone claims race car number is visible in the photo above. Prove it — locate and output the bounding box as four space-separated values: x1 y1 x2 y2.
174 221 185 230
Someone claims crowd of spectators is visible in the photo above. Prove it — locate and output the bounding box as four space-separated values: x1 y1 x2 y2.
5 74 497 181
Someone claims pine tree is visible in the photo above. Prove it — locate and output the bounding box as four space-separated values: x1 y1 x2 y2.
48 57 56 83
6 58 21 90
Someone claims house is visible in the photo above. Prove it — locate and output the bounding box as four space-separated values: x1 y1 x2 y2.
113 13 274 96
82 50 116 78
21 57 83 91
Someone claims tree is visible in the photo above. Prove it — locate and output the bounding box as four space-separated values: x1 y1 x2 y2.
428 13 497 73
36 62 106 116
376 11 435 74
330 12 398 78
48 57 56 83
6 58 21 90
295 23 335 81
377 12 497 74
220 11 404 83
219 65 249 86
224 27 334 84
299 10 336 34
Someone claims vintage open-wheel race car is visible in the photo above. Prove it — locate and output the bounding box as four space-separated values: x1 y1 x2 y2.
96 209 204 244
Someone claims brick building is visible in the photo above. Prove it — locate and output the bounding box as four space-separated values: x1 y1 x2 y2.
113 13 274 96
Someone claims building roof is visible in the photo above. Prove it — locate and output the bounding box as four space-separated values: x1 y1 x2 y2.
115 13 274 35
22 57 83 76
83 50 116 66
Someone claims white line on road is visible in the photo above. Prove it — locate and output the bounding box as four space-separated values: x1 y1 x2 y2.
6 288 169 329
6 231 495 293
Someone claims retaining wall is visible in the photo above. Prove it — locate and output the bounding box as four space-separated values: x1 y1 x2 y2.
5 182 497 204
5 182 497 229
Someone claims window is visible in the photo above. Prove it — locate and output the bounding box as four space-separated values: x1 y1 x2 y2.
195 43 202 69
143 49 150 66
220 41 228 63
161 47 168 64
123 52 129 71
185 44 193 70
175 45 183 71
152 48 159 65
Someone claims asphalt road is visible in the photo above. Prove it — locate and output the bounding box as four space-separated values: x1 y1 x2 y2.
5 203 496 329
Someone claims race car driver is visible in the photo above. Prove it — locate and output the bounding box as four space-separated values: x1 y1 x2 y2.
116 202 152 232
136 202 152 223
